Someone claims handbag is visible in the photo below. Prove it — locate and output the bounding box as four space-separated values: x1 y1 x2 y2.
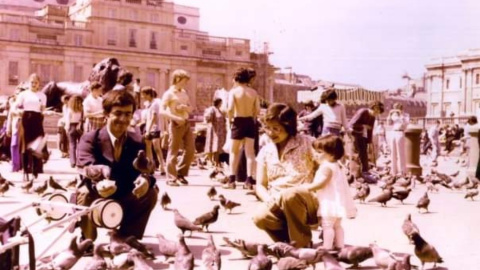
27 136 48 159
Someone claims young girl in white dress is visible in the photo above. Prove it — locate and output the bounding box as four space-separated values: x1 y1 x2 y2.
305 134 357 250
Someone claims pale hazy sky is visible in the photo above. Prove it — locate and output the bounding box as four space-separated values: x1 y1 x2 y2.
173 0 480 90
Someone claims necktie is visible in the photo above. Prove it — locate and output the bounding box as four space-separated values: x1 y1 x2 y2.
114 138 122 162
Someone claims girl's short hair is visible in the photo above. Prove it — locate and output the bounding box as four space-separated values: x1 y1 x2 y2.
171 69 190 85
263 103 297 137
312 134 345 160
370 101 385 114
324 89 338 101
234 67 256 84
213 98 222 107
140 86 156 97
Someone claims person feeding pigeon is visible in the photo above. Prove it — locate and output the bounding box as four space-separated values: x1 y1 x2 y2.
76 90 158 242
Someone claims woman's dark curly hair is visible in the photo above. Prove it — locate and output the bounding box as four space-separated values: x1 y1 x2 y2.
263 103 297 137
234 67 256 84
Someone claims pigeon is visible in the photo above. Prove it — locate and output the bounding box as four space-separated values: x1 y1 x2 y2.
133 149 155 174
156 233 178 260
453 177 469 189
432 170 453 184
207 186 217 200
337 245 373 268
416 192 430 213
125 236 155 260
392 188 412 204
353 184 370 203
402 214 419 244
51 236 93 270
85 243 111 270
66 178 78 189
396 176 412 188
411 232 443 269
173 209 203 236
450 170 459 177
49 176 67 192
108 230 132 255
193 205 220 232
276 257 308 270
0 182 10 196
248 244 272 270
175 234 194 270
0 174 8 185
267 242 296 259
218 194 241 213
127 248 154 270
466 178 479 190
201 234 221 270
223 237 262 258
322 251 345 270
465 189 479 200
387 254 412 270
370 243 397 269
368 187 393 207
160 192 171 210
426 182 439 193
111 252 134 269
21 179 34 193
273 245 325 268
32 180 48 195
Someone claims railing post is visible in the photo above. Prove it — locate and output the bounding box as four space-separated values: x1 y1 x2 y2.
467 127 480 178
404 124 423 175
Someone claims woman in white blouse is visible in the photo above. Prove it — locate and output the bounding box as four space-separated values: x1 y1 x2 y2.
14 73 51 179
386 103 409 175
65 95 84 168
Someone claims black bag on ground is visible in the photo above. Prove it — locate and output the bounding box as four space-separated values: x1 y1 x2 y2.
0 216 35 270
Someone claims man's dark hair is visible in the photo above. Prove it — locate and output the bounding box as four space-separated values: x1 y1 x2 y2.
136 78 140 83
102 90 136 114
234 67 256 84
312 134 345 160
324 89 338 101
140 86 156 97
213 98 222 107
370 101 385 114
468 116 478 125
263 103 297 137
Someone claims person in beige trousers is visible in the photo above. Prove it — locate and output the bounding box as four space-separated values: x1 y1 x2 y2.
387 103 409 175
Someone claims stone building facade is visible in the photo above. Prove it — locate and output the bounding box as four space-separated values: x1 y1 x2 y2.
426 48 480 118
0 0 274 115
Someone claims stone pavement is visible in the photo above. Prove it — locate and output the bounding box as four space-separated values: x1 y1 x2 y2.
0 150 478 270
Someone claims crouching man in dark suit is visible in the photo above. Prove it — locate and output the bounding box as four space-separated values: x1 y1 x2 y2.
76 90 158 241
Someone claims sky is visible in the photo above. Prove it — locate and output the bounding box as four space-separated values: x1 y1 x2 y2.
173 0 480 90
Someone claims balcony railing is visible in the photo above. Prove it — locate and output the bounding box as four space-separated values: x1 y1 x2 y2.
125 0 142 4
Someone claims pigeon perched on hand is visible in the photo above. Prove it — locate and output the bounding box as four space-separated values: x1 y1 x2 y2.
416 192 430 213
193 205 220 232
175 234 194 270
412 232 443 269
202 234 221 270
173 209 203 236
133 150 155 174
248 244 272 270
218 194 241 214
156 233 178 260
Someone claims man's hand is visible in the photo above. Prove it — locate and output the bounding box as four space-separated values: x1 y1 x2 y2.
132 175 149 198
96 179 117 198
83 165 111 181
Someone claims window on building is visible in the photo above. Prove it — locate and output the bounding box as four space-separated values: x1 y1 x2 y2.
107 27 116 46
9 29 20 40
476 74 480 85
8 61 19 85
446 79 450 89
235 51 243 56
74 34 83 46
150 32 157 49
129 29 137 47
73 65 83 82
107 9 116 18
146 70 156 88
130 10 138 21
151 13 159 23
180 45 188 51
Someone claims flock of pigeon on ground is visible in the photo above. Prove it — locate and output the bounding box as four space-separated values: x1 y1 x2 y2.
0 148 477 269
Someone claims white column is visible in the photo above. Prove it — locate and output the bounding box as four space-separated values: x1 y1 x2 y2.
158 69 167 97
